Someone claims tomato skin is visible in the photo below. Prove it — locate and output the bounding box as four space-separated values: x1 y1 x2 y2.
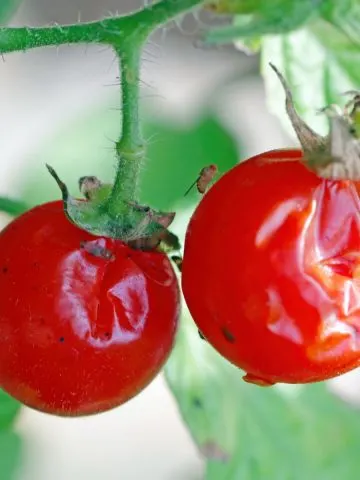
182 149 360 385
0 201 179 416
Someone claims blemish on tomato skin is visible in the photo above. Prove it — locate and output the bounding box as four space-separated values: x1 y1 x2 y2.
2 266 8 273
198 330 206 340
221 326 236 343
243 373 275 387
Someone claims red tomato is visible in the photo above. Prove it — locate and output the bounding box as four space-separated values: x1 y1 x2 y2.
182 149 360 385
0 201 179 415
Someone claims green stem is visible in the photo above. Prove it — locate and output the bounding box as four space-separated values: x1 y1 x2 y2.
106 0 205 215
117 45 143 154
0 0 205 238
0 22 106 53
0 0 204 54
107 42 144 215
124 0 205 38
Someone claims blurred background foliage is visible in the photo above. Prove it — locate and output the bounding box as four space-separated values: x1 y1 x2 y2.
20 108 239 212
1 1 360 479
166 311 360 480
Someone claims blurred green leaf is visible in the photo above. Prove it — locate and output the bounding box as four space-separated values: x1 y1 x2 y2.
0 197 28 217
20 106 239 213
0 390 20 429
0 391 21 480
0 431 21 480
141 116 238 210
205 0 359 137
165 312 360 480
261 21 360 137
19 102 120 207
205 0 359 45
320 0 360 46
0 0 22 24
205 0 321 45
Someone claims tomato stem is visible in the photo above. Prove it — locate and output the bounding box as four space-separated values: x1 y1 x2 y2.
0 0 205 239
105 43 144 215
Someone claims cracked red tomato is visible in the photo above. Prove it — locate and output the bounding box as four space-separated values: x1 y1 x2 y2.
0 201 179 415
182 149 360 385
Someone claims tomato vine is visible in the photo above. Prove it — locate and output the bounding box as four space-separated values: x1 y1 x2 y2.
0 0 205 242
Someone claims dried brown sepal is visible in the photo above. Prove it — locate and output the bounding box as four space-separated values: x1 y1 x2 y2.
197 164 218 193
317 112 360 180
270 63 360 181
184 164 218 196
343 90 360 121
159 230 181 253
127 235 162 251
269 63 326 155
199 441 230 463
80 241 115 261
79 176 103 200
127 221 179 253
170 255 183 272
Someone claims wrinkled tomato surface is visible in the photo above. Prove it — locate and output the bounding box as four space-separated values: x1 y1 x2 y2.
0 201 179 415
182 149 360 385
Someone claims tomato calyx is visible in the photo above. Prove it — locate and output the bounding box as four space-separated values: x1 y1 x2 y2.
270 63 360 181
46 165 178 251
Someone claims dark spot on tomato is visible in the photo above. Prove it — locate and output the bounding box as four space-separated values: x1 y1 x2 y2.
59 337 65 343
2 266 8 274
221 327 235 343
33 262 40 269
192 397 202 408
104 332 111 339
198 330 206 340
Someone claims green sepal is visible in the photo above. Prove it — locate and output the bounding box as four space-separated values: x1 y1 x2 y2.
46 164 176 244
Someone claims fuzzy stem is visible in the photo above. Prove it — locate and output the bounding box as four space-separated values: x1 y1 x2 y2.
105 0 205 215
125 0 205 37
0 1 203 54
117 45 143 154
0 0 205 237
106 42 144 215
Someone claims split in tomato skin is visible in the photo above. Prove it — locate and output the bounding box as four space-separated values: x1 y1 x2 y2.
0 201 180 416
182 149 360 385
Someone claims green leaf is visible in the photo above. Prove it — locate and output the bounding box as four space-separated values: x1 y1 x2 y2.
320 0 360 46
165 311 360 480
0 431 21 480
205 0 321 45
0 391 21 480
0 390 20 429
261 21 360 137
0 197 28 217
0 0 22 24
